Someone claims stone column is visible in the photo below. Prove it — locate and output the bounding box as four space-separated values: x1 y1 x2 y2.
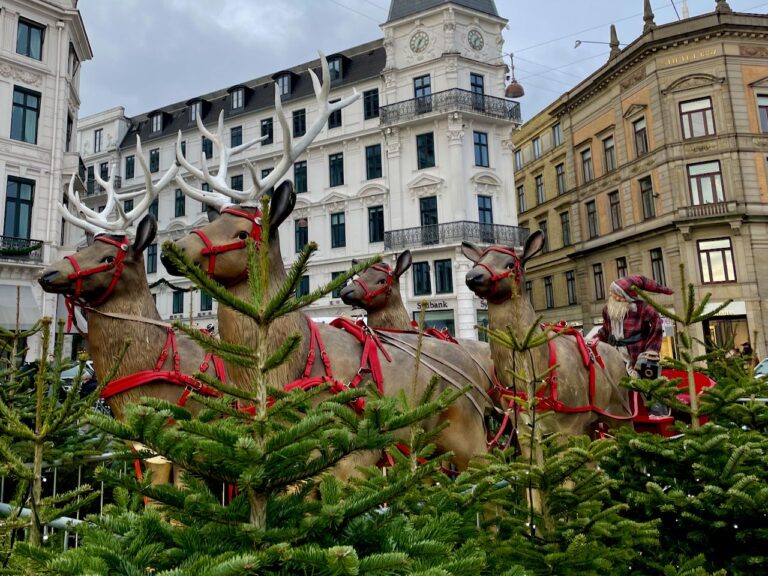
446 114 466 221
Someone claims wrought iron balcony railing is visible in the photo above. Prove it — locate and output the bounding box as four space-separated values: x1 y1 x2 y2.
380 89 521 126
384 221 529 251
0 236 44 262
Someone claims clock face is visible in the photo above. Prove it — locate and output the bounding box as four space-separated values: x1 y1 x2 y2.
410 31 429 53
468 29 484 51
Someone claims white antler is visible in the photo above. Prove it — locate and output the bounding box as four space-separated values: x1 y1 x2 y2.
59 135 178 234
177 51 360 209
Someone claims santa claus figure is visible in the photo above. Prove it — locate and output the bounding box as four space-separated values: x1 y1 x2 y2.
593 275 673 378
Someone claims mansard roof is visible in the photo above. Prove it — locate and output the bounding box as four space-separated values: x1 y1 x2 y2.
119 39 385 149
385 0 499 24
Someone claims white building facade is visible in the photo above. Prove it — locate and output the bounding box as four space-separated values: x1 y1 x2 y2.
76 0 524 340
0 0 91 355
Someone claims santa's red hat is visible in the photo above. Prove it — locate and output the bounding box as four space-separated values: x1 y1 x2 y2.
610 275 673 301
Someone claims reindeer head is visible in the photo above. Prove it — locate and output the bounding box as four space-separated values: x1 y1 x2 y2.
163 52 358 285
340 250 411 311
463 231 544 304
38 140 177 306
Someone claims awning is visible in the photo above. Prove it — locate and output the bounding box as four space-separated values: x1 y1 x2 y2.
0 284 42 330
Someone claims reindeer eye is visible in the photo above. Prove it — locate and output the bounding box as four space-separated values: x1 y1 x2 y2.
103 255 115 264
377 278 386 284
506 262 516 269
237 231 249 240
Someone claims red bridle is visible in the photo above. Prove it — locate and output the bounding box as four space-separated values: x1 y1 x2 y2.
192 206 262 279
474 246 523 293
352 264 394 306
64 235 129 330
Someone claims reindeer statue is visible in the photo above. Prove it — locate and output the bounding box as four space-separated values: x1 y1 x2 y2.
38 148 225 487
161 54 496 474
462 231 634 442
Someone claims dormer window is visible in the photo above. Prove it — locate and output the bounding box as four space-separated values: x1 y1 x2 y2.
276 74 291 97
328 56 342 81
190 101 202 122
231 87 244 110
150 113 162 133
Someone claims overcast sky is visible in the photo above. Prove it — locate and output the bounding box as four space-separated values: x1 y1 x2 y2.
77 0 768 122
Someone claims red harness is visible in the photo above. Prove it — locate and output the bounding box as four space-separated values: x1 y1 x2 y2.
192 206 262 281
64 235 129 331
475 246 522 302
353 264 394 306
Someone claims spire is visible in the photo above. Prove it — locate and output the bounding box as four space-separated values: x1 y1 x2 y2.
643 0 656 33
682 0 689 19
715 0 732 14
609 24 621 60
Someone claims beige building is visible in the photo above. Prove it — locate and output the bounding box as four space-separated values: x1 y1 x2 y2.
513 1 768 359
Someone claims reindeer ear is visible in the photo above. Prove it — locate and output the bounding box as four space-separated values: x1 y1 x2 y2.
521 231 545 266
269 181 296 237
394 250 412 278
85 232 96 246
132 214 157 254
461 242 482 264
207 206 221 222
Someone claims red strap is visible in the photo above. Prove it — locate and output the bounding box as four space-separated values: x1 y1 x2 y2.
353 264 394 305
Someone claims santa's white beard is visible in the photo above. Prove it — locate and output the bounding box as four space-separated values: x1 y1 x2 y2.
607 298 632 339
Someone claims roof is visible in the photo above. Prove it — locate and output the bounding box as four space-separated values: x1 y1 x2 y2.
386 0 499 23
119 39 385 149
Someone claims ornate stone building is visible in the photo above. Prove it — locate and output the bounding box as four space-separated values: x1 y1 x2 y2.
0 0 91 356
513 1 768 358
76 0 524 339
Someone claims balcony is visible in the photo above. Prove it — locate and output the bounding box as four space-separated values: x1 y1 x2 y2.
0 236 44 263
384 221 529 251
380 89 521 126
677 201 738 220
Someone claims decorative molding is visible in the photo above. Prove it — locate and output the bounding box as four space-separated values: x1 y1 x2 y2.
619 68 645 91
628 157 655 176
0 63 42 86
748 75 768 88
471 171 502 197
661 73 725 95
684 140 718 154
740 45 768 58
292 207 309 220
407 173 444 199
324 200 346 214
622 102 647 119
752 136 768 149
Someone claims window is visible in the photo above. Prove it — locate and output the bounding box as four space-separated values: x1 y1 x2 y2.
3 177 34 238
231 125 242 147
698 238 736 283
517 185 526 213
86 166 94 195
125 155 135 180
556 163 566 195
124 198 134 212
331 271 344 298
261 118 273 145
565 271 577 305
532 137 541 160
180 140 186 157
296 276 310 298
202 137 212 160
94 129 103 153
151 114 162 133
616 256 628 278
535 175 545 205
149 148 160 173
560 211 571 247
609 191 622 231
538 219 549 253
544 276 554 309
639 176 656 219
328 57 342 81
11 87 40 144
174 189 185 217
633 117 648 156
189 101 201 123
200 291 213 311
414 74 432 113
66 114 73 152
478 195 493 242
172 291 184 314
758 95 768 133
603 136 616 172
146 244 157 274
276 74 291 97
366 144 382 179
149 199 158 220
420 196 438 245
231 87 244 110
293 108 306 137
261 168 273 179
525 280 533 305
100 162 109 183
477 309 489 342
329 153 344 187
331 212 345 248
470 73 485 110
435 259 453 294
593 263 605 300
231 174 243 191
650 248 666 286
368 205 384 243
294 160 307 193
474 131 489 167
363 89 379 119
514 150 523 171
688 161 724 205
200 183 209 212
680 97 715 139
586 200 599 239
416 132 435 169
580 147 593 183
295 218 308 253
328 100 342 129
413 262 431 296
552 123 562 147
16 18 44 60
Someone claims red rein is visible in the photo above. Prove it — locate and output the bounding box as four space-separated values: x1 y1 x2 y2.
192 207 262 278
353 264 393 305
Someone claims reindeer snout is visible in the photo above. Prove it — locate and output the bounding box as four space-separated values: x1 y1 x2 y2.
465 269 485 289
38 269 61 289
339 283 356 303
